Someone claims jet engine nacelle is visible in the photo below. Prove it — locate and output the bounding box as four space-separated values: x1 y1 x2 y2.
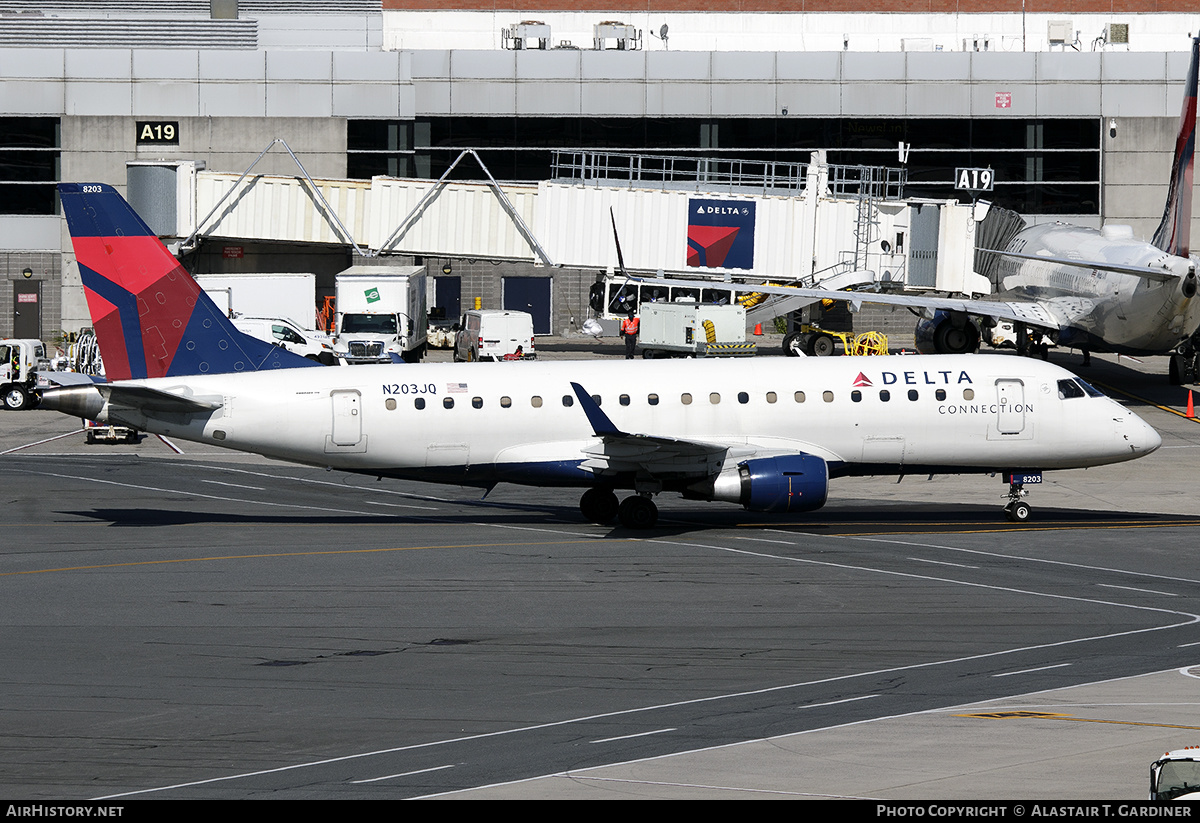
701 454 829 513
915 310 981 355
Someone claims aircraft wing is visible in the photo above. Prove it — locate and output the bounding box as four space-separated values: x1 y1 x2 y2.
570 382 729 477
623 275 1070 331
985 248 1182 281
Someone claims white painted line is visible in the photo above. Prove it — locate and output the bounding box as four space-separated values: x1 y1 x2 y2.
156 434 184 454
1098 583 1178 597
906 557 979 569
196 479 266 491
0 428 83 454
352 764 454 784
592 728 676 744
993 663 1072 678
795 695 879 710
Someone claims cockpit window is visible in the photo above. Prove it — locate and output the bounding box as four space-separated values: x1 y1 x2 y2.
1057 379 1086 399
1076 379 1105 398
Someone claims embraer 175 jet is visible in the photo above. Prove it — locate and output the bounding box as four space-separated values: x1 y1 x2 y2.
627 37 1200 382
40 184 1160 528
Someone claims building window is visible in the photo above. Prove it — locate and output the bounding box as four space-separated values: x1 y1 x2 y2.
0 117 60 216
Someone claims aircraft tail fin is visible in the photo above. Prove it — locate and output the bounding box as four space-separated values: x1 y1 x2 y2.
58 183 319 381
1152 36 1199 257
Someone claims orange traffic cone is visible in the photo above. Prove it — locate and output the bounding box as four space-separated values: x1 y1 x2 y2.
1188 390 1195 419
753 323 763 336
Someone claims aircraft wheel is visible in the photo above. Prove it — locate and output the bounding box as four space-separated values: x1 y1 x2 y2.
1170 354 1186 385
782 332 806 357
808 333 836 357
3 385 29 411
618 496 658 530
1005 501 1032 523
580 488 619 524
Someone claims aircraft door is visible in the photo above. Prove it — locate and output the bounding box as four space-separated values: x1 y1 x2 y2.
329 390 363 447
994 379 1025 435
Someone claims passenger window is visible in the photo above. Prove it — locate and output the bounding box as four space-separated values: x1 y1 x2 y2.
681 393 692 405
851 390 862 402
908 390 919 401
443 397 454 409
648 393 659 406
500 396 512 408
794 391 805 403
822 391 834 403
936 389 946 401
591 395 602 406
737 392 749 404
709 392 720 404
963 388 975 401
766 392 777 404
562 395 574 407
385 398 397 411
531 396 543 408
620 394 630 406
879 390 890 402
472 397 483 409
414 398 425 410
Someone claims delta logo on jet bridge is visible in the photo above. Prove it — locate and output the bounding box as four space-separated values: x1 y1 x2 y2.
687 198 756 269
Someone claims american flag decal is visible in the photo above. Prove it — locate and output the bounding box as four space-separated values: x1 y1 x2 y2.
447 382 468 393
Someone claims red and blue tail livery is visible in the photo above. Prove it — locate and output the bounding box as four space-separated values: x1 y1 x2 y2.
58 183 317 381
1152 36 1199 258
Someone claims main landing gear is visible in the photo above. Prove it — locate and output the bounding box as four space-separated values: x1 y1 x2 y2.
1004 480 1032 523
579 488 659 529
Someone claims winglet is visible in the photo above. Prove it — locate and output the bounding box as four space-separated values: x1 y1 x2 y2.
58 183 319 380
570 382 620 435
1152 36 1198 257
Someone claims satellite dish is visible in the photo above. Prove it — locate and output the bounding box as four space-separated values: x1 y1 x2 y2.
659 24 669 39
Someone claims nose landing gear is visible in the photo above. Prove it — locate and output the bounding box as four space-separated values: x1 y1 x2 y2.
1003 476 1034 523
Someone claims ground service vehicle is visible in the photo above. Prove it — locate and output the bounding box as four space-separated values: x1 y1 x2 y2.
454 310 536 361
1151 748 1200 800
334 266 427 364
638 304 755 358
0 338 49 410
232 317 337 365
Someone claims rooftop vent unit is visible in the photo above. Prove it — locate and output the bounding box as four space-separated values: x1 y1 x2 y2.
1105 23 1130 45
502 20 550 50
593 21 641 51
963 35 990 52
1047 20 1073 47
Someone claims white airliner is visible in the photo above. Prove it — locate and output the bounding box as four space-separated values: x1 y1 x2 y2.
623 36 1200 382
42 184 1160 528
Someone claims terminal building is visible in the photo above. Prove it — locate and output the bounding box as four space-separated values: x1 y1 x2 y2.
2 1 1198 342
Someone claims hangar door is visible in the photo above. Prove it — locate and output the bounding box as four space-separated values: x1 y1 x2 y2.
502 276 551 334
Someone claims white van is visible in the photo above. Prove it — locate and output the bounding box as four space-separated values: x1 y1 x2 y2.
453 310 536 362
232 317 338 365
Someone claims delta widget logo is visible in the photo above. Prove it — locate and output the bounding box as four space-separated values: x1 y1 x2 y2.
687 199 756 270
